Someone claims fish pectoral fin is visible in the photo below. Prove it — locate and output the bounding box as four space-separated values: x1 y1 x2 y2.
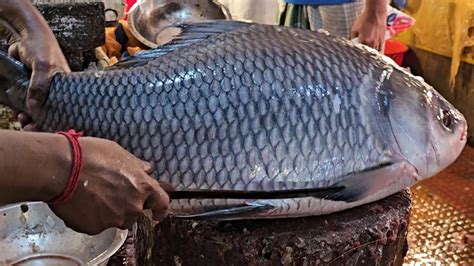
167 160 418 208
173 202 274 220
108 20 251 69
169 187 344 200
323 160 419 203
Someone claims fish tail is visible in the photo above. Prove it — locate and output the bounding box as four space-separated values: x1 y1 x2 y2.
0 50 29 111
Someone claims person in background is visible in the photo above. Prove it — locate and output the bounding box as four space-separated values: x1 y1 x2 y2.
280 0 389 51
0 0 169 235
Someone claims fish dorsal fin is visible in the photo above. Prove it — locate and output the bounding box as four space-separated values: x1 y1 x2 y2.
108 20 251 69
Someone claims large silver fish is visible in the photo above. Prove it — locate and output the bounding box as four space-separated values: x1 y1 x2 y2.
0 21 467 220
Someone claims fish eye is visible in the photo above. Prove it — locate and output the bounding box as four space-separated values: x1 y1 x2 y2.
441 110 454 130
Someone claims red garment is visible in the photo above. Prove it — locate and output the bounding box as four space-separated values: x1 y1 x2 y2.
125 0 137 19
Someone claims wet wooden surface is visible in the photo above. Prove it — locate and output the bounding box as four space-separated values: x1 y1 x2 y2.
148 191 411 266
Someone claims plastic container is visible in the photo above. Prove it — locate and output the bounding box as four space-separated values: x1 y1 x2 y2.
124 0 137 19
384 39 409 66
126 0 137 12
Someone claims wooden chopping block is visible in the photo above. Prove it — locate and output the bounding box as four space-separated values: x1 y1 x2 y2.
109 189 412 265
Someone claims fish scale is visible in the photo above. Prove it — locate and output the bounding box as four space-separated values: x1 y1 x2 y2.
38 24 390 195
1 21 464 219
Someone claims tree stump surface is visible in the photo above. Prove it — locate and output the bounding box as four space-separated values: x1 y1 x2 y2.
110 189 412 265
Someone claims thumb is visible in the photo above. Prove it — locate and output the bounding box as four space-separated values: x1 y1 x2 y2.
7 42 20 59
143 181 170 222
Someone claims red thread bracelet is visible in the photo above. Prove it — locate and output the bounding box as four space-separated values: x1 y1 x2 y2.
47 130 84 205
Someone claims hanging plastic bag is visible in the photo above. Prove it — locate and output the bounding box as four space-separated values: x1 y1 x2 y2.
385 6 416 39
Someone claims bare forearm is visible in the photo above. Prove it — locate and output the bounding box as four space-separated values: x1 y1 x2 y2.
365 0 388 16
0 130 69 204
0 0 53 41
0 130 170 234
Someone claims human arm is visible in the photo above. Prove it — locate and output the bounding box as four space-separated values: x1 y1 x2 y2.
0 130 169 235
0 0 70 129
351 0 388 51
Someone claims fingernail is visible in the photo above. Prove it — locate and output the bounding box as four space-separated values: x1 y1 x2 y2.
18 114 27 124
142 161 154 172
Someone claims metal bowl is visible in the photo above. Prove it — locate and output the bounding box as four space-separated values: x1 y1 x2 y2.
128 0 231 48
0 202 127 265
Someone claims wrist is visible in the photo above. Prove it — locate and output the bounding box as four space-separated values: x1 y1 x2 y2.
36 134 72 202
0 131 71 205
363 8 387 24
47 130 85 204
365 0 388 18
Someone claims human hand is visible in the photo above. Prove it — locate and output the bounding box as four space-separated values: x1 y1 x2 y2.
15 111 37 131
351 9 387 51
8 30 70 115
49 138 169 235
0 0 70 130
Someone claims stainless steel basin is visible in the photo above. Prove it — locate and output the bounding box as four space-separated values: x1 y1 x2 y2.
128 0 231 48
0 202 127 265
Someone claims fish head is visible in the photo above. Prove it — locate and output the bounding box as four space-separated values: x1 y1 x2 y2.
422 86 467 175
385 69 467 179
